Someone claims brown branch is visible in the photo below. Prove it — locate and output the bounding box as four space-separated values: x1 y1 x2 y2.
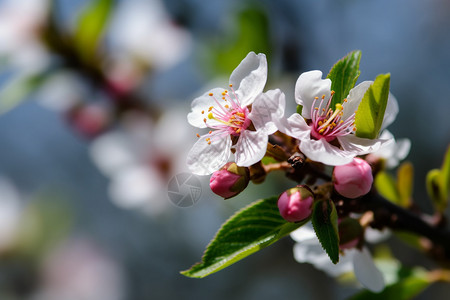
361 192 450 261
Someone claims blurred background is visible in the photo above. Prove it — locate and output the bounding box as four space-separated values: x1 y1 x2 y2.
0 0 449 299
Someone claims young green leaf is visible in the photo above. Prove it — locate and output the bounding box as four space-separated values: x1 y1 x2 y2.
181 197 308 278
440 145 450 201
327 50 361 108
74 0 114 64
427 169 445 213
375 171 400 204
0 73 48 114
355 73 391 139
397 162 413 208
311 200 339 264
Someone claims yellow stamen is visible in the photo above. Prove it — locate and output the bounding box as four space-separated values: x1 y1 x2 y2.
320 104 343 129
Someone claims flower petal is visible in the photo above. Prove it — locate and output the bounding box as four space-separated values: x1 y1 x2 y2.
338 134 393 156
380 92 399 131
187 133 232 175
373 130 411 168
293 239 354 277
295 71 331 119
234 129 268 167
300 138 354 166
229 52 267 107
249 89 285 134
290 222 317 242
343 81 372 121
187 87 227 128
276 113 310 140
352 247 385 292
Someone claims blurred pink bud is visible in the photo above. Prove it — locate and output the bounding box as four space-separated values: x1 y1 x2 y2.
67 104 110 138
209 162 250 199
333 158 373 199
338 217 363 250
278 185 314 222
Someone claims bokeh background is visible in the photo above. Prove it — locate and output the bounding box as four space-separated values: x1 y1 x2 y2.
0 0 449 299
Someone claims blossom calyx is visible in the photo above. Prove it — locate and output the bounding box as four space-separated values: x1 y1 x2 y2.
209 162 250 199
333 158 373 199
278 185 314 222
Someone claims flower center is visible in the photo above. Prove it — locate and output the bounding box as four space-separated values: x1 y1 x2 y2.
309 92 355 142
203 85 251 137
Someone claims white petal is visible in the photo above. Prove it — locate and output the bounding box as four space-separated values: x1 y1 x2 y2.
338 134 393 156
187 87 227 128
380 92 399 131
234 129 268 167
387 138 411 168
276 113 311 140
290 222 316 242
229 52 267 107
186 134 232 175
89 132 137 177
295 71 331 119
300 138 354 166
364 227 391 244
109 166 163 210
352 247 385 292
343 81 372 121
372 130 411 169
293 240 353 277
249 89 285 134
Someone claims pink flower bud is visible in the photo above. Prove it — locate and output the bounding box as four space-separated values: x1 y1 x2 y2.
277 185 314 222
333 158 373 199
210 162 250 199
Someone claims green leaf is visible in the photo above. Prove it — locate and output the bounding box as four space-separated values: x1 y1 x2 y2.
440 145 450 201
327 50 361 108
181 197 308 278
426 146 450 213
311 200 339 264
427 169 446 213
397 162 413 208
261 156 278 165
296 105 303 115
355 73 391 139
394 231 423 251
348 271 431 300
375 171 400 204
74 0 114 64
0 73 48 114
208 7 271 76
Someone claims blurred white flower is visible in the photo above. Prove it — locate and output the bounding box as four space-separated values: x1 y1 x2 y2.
36 71 87 112
107 0 192 71
291 223 385 292
89 109 195 215
0 0 50 73
369 130 411 169
33 238 124 300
